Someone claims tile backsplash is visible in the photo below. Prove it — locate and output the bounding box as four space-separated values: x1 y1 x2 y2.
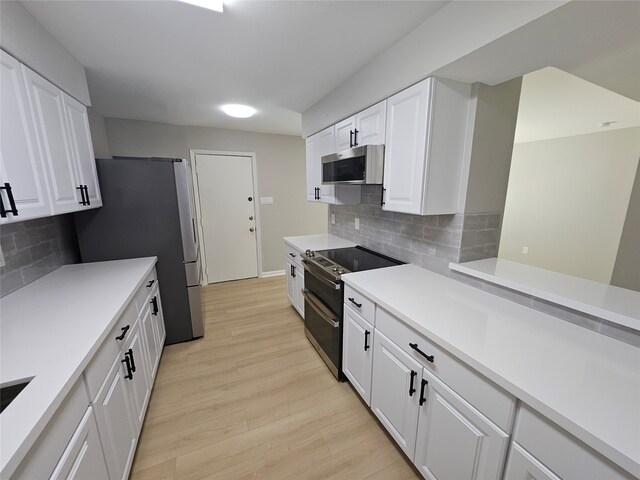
328 185 502 275
0 215 80 297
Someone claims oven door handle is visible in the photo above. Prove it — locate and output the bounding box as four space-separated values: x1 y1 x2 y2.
302 260 341 290
302 289 340 328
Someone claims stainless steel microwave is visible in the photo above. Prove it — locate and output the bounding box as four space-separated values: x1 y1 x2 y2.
321 145 384 185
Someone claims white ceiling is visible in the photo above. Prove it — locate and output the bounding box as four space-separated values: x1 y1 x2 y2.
515 67 640 144
22 0 449 136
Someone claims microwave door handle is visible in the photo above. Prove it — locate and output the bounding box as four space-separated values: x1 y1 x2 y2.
302 289 339 328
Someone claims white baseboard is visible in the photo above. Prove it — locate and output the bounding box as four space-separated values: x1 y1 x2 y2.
261 270 286 278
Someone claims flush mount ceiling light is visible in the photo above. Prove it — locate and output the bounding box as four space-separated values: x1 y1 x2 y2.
176 0 223 13
221 104 256 118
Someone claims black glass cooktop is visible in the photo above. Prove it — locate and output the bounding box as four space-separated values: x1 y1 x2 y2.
316 246 403 273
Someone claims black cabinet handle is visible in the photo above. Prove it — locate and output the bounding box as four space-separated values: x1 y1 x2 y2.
122 354 133 380
151 296 159 315
83 185 90 206
409 343 434 363
381 188 386 207
349 130 354 148
146 280 155 288
76 185 86 205
115 325 130 341
348 297 362 308
419 379 428 406
291 265 296 278
1 183 19 217
127 348 136 372
289 253 296 258
353 129 359 147
409 370 417 396
364 330 370 351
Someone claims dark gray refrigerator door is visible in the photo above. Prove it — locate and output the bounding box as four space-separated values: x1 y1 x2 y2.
74 157 193 344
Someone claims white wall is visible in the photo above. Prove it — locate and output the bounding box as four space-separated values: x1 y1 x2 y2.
611 162 640 291
301 1 565 137
87 108 111 159
0 1 90 105
498 127 640 283
103 118 327 274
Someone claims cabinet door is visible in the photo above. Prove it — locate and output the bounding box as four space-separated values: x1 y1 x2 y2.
124 323 152 430
285 259 296 306
295 268 305 317
316 126 336 200
342 306 374 405
305 133 320 201
22 65 81 214
0 51 51 222
93 355 136 480
140 305 160 379
355 100 386 146
503 442 561 480
50 407 110 480
414 368 510 480
371 330 422 459
150 289 166 355
383 79 431 214
335 116 356 151
63 93 102 208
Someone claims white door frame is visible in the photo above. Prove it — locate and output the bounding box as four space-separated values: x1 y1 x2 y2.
190 149 263 284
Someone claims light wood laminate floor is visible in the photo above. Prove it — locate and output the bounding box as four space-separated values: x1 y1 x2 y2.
130 275 420 480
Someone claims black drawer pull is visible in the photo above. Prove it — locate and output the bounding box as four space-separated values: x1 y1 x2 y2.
127 348 136 372
115 325 130 341
289 252 296 258
409 370 417 396
353 128 359 147
146 280 155 288
0 183 18 216
409 343 434 363
349 130 354 148
419 379 428 406
348 297 362 308
122 354 133 380
83 185 90 206
76 185 86 205
151 296 159 315
364 330 370 351
381 188 386 207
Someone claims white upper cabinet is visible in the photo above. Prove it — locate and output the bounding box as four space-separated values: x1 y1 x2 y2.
305 126 360 205
63 93 102 208
0 51 51 223
383 78 470 215
22 64 82 214
334 100 387 151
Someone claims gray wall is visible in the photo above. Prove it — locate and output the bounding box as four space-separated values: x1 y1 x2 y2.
103 117 327 274
301 1 563 137
87 108 111 159
0 1 90 105
329 186 502 276
611 160 640 291
0 215 81 297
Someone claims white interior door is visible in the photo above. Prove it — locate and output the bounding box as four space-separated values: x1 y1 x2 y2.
194 153 258 283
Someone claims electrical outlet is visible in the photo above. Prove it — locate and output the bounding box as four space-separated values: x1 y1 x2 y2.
522 246 529 254
354 218 360 230
331 214 335 225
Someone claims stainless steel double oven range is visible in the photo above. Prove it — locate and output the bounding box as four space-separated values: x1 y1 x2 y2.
301 246 403 380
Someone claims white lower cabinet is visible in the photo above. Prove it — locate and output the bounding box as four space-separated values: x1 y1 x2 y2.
342 305 374 405
50 407 110 480
414 369 509 480
503 442 560 480
295 268 305 316
286 258 296 306
123 321 152 430
370 330 422 458
284 243 305 318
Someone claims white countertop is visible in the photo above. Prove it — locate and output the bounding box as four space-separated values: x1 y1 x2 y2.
0 257 157 478
283 234 355 253
451 258 640 331
342 264 640 477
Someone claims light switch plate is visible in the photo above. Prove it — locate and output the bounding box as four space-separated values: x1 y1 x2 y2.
354 218 360 230
331 214 335 225
260 197 273 205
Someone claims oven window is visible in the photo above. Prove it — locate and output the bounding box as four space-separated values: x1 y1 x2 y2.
323 156 366 183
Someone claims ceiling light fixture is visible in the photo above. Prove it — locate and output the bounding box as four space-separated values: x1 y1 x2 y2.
176 0 223 13
221 104 256 118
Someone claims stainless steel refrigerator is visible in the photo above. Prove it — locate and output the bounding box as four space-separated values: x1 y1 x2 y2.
74 157 204 344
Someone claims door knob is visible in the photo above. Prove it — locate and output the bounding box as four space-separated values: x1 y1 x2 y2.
249 227 255 232
249 216 254 220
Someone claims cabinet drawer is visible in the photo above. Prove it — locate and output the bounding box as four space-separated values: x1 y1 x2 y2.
376 307 515 433
513 404 633 479
83 300 138 401
283 244 303 267
134 269 158 312
13 377 89 480
344 284 375 325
